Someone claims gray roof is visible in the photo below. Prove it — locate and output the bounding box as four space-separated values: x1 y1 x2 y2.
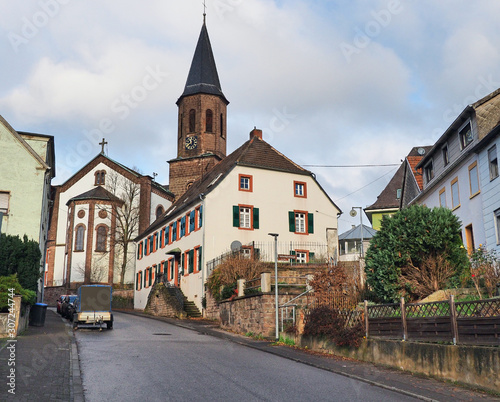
67 186 123 205
177 22 228 104
338 224 377 241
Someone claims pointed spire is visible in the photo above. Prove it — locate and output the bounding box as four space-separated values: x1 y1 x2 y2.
177 20 228 105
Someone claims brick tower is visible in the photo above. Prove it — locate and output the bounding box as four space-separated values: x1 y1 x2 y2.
168 17 229 198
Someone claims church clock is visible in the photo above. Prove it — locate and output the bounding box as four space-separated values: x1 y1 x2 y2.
185 135 198 150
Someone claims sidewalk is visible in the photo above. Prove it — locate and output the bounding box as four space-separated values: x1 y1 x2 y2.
0 308 83 402
118 309 500 402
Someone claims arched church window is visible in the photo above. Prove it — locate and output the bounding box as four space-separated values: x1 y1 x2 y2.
75 225 86 251
96 225 108 252
220 114 224 138
189 109 196 132
156 205 164 220
206 109 213 132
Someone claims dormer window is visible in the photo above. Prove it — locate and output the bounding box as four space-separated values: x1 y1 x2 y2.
459 122 473 149
424 160 434 183
442 144 449 166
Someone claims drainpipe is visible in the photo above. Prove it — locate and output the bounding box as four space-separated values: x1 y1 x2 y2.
199 193 206 310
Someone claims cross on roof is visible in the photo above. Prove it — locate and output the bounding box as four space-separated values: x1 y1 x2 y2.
99 138 108 154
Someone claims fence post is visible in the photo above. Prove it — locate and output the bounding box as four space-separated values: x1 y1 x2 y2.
261 272 271 293
449 294 459 345
364 300 369 339
237 279 245 298
400 297 407 341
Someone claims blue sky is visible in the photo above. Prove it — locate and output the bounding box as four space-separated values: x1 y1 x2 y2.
1 0 500 234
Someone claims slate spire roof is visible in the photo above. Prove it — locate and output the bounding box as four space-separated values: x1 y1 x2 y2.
177 20 228 104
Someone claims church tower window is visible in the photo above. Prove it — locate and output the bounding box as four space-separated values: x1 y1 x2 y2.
206 109 213 132
95 170 106 185
189 109 196 132
220 114 224 138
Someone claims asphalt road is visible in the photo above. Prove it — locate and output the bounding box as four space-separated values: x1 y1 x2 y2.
75 312 420 402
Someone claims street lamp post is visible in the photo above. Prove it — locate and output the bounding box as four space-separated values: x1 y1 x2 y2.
351 207 364 258
268 233 279 341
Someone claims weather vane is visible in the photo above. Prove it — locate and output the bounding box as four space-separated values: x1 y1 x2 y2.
203 0 207 23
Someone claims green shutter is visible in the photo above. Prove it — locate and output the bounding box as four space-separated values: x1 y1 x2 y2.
233 206 240 227
198 246 202 272
309 252 315 261
181 254 185 275
189 249 194 273
253 207 259 229
308 213 314 234
288 211 295 232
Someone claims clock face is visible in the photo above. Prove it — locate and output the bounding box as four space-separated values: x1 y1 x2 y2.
185 136 198 150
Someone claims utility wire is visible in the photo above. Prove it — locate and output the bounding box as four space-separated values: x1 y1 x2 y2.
303 163 400 168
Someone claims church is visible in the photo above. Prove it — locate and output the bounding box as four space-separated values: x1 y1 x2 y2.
134 17 342 312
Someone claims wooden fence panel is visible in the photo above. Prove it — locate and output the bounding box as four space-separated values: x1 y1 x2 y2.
368 317 402 339
407 317 452 342
457 317 500 346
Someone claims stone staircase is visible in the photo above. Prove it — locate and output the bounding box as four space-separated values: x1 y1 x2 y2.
183 297 202 318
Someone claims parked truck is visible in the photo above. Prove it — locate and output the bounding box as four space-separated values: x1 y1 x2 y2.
73 285 113 330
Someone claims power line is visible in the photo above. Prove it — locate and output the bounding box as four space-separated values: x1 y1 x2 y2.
303 163 400 168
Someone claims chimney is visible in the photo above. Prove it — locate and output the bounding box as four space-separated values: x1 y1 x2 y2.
249 127 262 139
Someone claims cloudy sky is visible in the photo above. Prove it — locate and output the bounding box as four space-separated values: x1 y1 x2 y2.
1 0 500 233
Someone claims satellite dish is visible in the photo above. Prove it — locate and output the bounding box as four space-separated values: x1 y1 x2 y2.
230 240 242 252
417 147 426 155
350 209 357 217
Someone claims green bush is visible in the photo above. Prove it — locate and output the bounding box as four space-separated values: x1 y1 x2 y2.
0 234 42 292
365 205 469 303
0 274 36 311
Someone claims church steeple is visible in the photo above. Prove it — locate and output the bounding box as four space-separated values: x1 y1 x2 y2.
176 21 228 105
169 18 229 199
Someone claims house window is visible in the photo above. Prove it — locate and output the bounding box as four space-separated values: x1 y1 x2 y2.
468 161 480 197
233 205 259 230
241 247 251 259
197 246 202 273
95 226 108 252
206 109 213 132
495 209 500 245
451 177 460 209
489 145 499 180
439 187 446 208
75 225 86 251
424 160 434 183
459 123 473 149
94 170 106 185
296 251 308 263
288 211 314 234
442 144 449 166
197 205 203 229
294 181 307 198
189 109 196 132
239 174 253 192
0 191 9 214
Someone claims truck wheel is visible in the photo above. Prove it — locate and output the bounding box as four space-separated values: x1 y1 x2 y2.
106 321 113 330
73 319 78 330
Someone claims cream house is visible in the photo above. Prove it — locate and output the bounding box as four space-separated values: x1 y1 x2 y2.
0 115 55 300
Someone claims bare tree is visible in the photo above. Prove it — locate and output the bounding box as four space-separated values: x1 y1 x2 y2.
105 170 141 286
74 258 108 283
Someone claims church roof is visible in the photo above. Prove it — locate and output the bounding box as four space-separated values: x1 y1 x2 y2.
177 22 228 104
139 133 340 237
67 186 123 205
